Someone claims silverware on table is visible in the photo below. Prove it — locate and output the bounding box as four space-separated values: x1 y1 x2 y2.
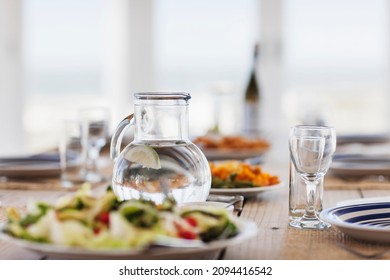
207 194 244 214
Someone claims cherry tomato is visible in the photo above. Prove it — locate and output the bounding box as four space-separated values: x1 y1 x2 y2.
93 227 101 235
185 216 198 227
97 212 110 225
178 229 197 240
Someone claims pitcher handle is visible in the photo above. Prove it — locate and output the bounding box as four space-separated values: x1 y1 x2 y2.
110 114 134 161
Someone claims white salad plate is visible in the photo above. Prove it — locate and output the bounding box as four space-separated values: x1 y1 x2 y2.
209 181 284 198
320 201 390 244
0 217 256 260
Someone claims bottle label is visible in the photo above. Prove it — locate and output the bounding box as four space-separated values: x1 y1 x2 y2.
243 102 260 132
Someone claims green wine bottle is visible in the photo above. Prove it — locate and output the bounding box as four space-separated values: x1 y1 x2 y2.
243 44 261 134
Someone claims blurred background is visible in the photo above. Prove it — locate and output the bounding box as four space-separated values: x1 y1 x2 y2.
1 0 389 159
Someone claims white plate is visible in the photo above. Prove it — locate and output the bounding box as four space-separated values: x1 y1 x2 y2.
203 148 269 161
0 218 256 260
337 134 390 145
320 201 390 244
210 181 284 198
330 154 390 178
0 156 61 178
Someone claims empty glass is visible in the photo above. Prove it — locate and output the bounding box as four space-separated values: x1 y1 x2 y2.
289 125 336 229
79 106 110 183
59 119 84 187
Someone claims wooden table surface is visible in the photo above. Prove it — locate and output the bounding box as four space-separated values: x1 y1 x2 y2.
1 160 390 260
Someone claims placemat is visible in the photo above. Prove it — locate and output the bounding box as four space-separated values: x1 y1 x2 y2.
0 178 107 192
280 227 390 259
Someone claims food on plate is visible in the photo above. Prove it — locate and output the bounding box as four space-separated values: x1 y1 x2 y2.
2 184 239 249
194 134 270 151
210 161 280 189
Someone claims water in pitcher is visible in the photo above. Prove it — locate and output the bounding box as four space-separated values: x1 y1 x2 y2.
112 141 211 205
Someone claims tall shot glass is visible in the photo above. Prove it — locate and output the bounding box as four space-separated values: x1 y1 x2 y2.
289 125 336 229
289 162 324 223
79 106 110 183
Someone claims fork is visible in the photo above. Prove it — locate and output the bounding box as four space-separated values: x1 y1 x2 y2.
207 194 244 215
337 242 390 259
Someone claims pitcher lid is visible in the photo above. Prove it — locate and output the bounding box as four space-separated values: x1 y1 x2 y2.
134 92 191 101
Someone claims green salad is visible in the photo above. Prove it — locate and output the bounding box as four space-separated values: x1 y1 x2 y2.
2 185 238 250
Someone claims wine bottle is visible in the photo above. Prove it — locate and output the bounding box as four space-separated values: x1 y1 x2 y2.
242 43 261 134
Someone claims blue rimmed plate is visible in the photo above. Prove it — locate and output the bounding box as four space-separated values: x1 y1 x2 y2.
320 202 390 243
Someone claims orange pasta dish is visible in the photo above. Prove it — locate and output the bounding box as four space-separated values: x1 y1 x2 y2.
209 161 280 189
194 135 270 151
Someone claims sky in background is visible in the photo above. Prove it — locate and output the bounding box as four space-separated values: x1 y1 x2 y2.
23 0 388 94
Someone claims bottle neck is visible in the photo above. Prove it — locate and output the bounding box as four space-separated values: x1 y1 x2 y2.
134 104 189 143
252 46 260 81
245 53 260 102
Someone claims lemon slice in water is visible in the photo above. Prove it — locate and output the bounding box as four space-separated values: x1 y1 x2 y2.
125 145 161 169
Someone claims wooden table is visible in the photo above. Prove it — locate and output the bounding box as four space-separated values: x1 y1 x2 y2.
1 161 390 260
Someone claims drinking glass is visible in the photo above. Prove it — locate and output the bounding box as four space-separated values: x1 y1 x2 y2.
289 125 336 229
79 106 110 183
59 119 85 187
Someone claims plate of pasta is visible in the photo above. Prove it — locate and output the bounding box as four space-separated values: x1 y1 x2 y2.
208 161 283 197
193 135 270 161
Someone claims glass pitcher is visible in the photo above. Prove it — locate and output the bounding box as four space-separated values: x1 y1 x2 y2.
110 92 211 205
